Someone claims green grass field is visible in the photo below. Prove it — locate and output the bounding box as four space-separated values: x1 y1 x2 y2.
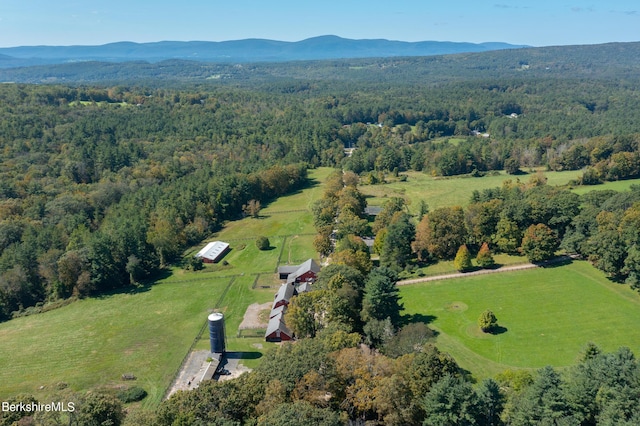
0 274 229 406
360 169 583 212
0 168 331 407
400 260 640 379
571 177 640 195
3 165 639 409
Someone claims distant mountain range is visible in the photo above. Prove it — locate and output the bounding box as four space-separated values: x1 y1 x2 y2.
0 35 527 67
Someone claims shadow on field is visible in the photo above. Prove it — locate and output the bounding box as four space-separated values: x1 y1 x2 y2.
539 255 574 268
489 325 508 335
403 313 437 326
225 351 262 360
94 269 173 299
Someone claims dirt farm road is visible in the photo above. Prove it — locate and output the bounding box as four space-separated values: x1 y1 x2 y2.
397 255 577 286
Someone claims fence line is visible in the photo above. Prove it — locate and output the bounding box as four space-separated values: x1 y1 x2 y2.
162 276 236 400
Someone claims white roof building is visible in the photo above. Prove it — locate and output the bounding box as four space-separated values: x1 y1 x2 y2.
195 241 230 263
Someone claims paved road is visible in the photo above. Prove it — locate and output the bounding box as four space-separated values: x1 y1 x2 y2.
397 255 577 286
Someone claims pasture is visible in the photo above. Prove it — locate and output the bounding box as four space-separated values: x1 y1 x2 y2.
2 165 639 408
0 274 231 407
0 168 330 407
400 260 640 379
571 177 640 195
360 169 583 212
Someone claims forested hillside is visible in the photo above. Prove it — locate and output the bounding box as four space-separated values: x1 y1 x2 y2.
1 41 639 84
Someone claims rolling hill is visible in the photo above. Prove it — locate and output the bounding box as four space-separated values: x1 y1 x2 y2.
0 35 525 66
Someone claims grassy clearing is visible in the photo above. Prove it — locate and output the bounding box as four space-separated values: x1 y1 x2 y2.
360 169 582 212
571 177 640 195
400 261 640 379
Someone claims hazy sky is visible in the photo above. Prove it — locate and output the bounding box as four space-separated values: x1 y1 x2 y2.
1 0 638 47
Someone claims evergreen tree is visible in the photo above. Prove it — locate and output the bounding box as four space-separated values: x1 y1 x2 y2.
454 244 473 272
422 375 480 426
475 378 504 426
361 267 403 326
476 242 495 268
380 212 415 270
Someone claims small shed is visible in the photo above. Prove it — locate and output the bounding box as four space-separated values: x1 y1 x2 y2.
195 241 230 263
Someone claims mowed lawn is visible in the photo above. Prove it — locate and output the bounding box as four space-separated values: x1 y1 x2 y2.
400 261 640 379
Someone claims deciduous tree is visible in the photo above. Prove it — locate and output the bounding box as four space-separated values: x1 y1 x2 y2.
413 206 467 260
521 223 559 263
478 309 497 333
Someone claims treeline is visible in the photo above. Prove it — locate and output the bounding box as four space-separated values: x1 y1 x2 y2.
0 162 307 320
144 341 640 426
339 79 640 178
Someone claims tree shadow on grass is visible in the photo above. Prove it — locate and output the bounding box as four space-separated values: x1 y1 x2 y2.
401 313 437 326
95 269 173 299
488 325 508 335
483 263 503 270
539 256 574 268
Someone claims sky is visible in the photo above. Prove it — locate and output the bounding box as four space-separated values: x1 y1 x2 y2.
0 0 639 48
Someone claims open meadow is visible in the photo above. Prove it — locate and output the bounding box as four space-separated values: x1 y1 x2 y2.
0 168 330 407
571 177 640 195
0 274 231 407
400 260 640 379
360 169 583 212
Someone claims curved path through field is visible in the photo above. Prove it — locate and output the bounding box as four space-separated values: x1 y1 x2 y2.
397 255 577 286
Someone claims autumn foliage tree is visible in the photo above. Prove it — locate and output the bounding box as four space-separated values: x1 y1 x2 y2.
476 242 495 268
412 206 467 260
521 223 559 262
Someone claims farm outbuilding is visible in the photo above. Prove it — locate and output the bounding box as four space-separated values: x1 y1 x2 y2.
265 312 293 342
278 258 320 284
272 282 296 309
195 241 230 263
